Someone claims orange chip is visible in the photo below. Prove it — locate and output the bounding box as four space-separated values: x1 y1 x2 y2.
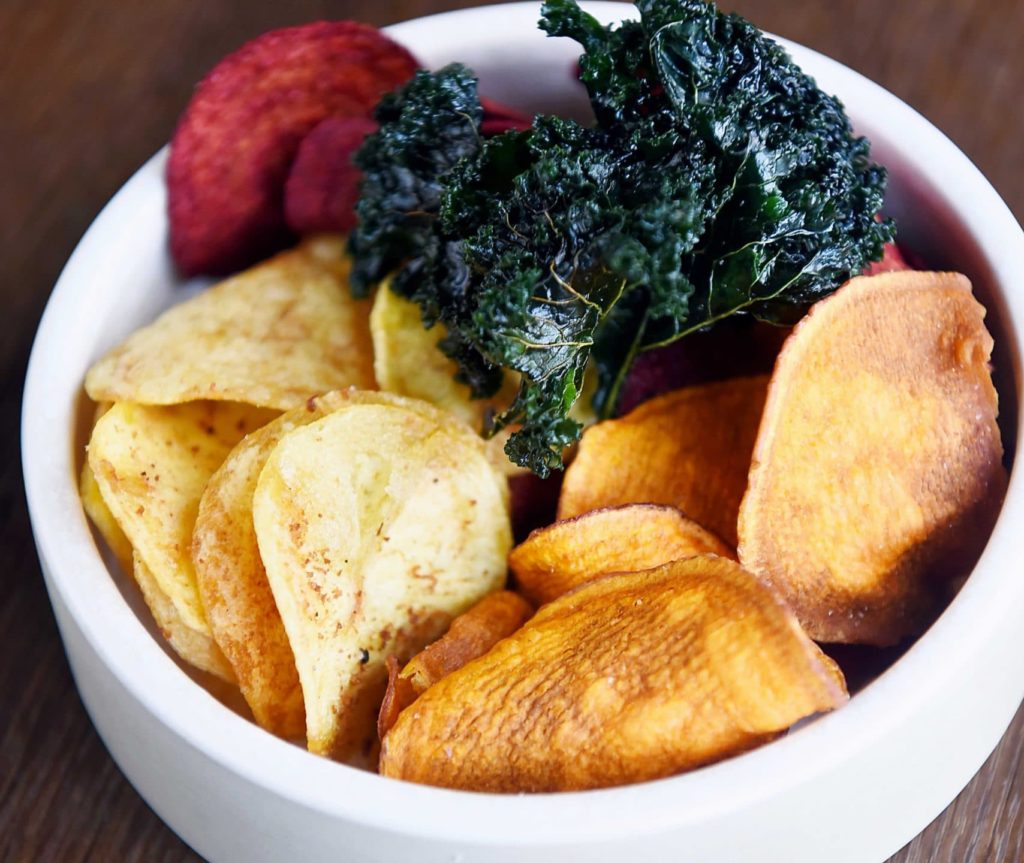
558 376 768 546
377 590 532 739
379 557 847 792
509 504 734 606
738 272 1006 645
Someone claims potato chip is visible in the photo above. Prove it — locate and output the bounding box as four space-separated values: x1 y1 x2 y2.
738 272 1006 645
377 590 532 739
194 387 465 738
80 461 133 575
509 504 734 606
379 557 847 791
133 553 235 681
253 398 511 761
369 284 525 472
88 401 276 641
370 285 598 477
84 236 375 410
558 376 769 546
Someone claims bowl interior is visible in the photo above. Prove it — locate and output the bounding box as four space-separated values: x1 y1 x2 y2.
23 0 1024 846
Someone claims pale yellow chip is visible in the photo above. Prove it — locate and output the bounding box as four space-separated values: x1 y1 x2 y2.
133 552 235 681
253 398 512 761
87 401 276 640
194 388 457 739
85 236 376 410
80 460 133 575
370 285 596 476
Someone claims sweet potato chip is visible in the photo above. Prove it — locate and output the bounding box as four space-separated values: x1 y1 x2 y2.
88 401 276 643
379 557 847 791
509 504 734 605
378 590 533 739
253 398 511 761
559 376 769 546
85 237 375 410
133 553 235 681
738 272 1006 645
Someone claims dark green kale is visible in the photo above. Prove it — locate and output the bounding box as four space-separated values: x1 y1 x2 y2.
348 0 894 477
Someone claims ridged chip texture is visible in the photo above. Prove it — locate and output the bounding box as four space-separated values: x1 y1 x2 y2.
380 557 847 791
85 237 375 410
738 272 1006 645
377 590 533 738
559 376 769 546
253 399 511 761
509 504 734 606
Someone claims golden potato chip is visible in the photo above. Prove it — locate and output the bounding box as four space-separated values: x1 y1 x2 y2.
81 402 235 678
558 376 769 546
85 236 375 410
88 401 276 640
370 284 514 428
79 401 136 572
509 504 734 606
193 388 464 738
738 271 1006 645
370 285 597 476
80 460 133 575
379 557 847 791
377 590 533 739
253 399 512 761
133 553 235 681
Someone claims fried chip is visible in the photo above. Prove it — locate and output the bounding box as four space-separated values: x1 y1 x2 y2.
509 504 734 606
167 21 418 276
379 556 847 791
84 237 375 410
370 286 599 477
87 401 276 648
252 397 511 761
377 590 533 739
558 376 769 546
133 553 235 681
284 116 378 235
369 284 526 474
738 272 1006 645
193 388 461 738
80 461 133 575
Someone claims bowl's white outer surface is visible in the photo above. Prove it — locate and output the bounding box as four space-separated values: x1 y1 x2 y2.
22 3 1024 861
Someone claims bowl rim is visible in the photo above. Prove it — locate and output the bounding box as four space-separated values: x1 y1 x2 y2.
22 0 1024 846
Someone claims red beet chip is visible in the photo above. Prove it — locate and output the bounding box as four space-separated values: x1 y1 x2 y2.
284 116 378 235
508 471 563 544
863 241 911 276
168 21 418 276
481 96 532 135
616 318 790 417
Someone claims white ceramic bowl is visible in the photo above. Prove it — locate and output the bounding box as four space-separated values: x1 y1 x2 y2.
22 3 1024 861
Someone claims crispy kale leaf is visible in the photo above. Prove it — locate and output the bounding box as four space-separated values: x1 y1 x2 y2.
348 0 894 476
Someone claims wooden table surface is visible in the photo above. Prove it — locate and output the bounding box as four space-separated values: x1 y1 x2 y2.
3 1 1022 860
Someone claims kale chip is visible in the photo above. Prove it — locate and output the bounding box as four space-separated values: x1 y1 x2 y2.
349 0 894 476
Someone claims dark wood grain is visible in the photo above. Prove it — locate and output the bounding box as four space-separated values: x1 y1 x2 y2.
2 1 1021 860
